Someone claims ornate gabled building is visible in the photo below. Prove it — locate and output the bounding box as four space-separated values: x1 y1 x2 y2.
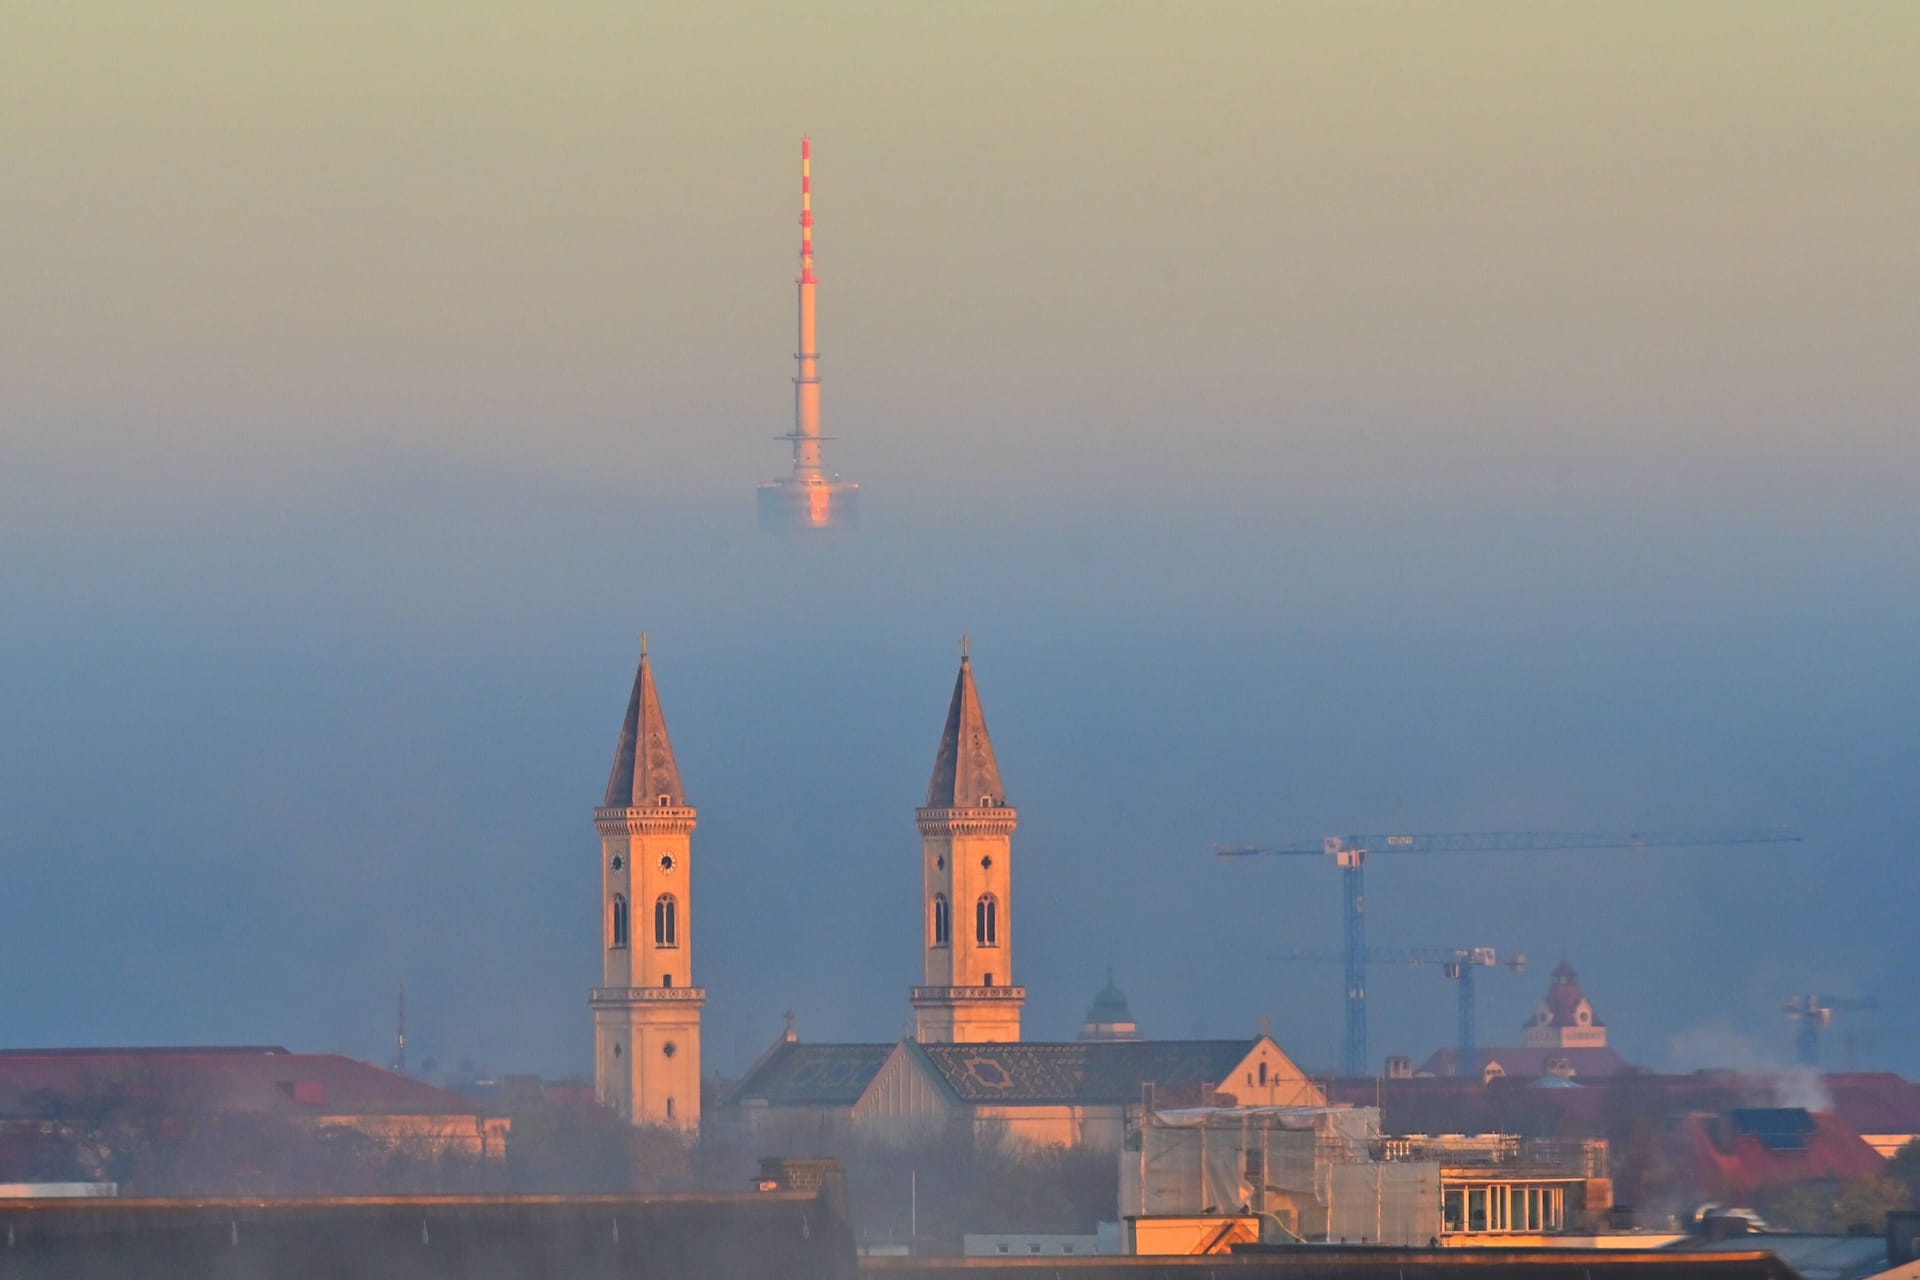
913 649 1023 1044
1413 957 1628 1081
591 642 704 1131
1523 959 1606 1049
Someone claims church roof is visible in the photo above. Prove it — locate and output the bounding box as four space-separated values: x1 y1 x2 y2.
602 648 686 809
913 1039 1263 1105
925 654 1006 809
725 1042 893 1107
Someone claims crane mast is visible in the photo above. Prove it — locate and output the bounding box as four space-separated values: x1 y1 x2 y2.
1275 946 1523 1078
1223 827 1802 1076
1783 994 1876 1066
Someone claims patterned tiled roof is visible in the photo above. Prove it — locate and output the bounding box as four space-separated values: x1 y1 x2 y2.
914 1040 1260 1105
726 1042 893 1107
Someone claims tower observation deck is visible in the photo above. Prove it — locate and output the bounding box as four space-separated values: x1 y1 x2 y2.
757 137 859 532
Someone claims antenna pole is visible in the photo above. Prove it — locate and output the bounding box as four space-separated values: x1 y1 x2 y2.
393 982 407 1075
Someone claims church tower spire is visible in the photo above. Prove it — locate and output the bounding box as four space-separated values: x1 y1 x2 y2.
912 644 1023 1043
592 639 704 1131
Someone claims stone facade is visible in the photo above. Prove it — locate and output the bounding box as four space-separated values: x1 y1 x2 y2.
592 646 704 1131
915 653 1023 1043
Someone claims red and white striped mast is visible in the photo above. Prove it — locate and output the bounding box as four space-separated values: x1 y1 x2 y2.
789 136 825 485
757 135 855 530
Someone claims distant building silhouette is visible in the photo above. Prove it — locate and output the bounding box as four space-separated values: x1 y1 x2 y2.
1416 957 1628 1081
1079 971 1142 1041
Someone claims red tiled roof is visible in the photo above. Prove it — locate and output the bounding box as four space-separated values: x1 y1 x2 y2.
1685 1108 1885 1198
1825 1072 1920 1136
0 1047 490 1119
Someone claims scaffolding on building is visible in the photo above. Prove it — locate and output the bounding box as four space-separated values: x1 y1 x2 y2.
1122 1102 1443 1246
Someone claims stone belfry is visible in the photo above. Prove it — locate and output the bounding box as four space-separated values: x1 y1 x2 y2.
912 644 1023 1043
592 639 704 1131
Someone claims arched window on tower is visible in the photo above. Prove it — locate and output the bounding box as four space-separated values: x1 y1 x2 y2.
654 894 678 948
975 893 999 947
611 894 629 949
932 894 950 947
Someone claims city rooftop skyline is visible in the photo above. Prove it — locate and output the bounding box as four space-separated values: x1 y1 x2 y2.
1 3 1914 1080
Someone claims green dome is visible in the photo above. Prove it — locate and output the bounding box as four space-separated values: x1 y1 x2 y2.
1085 974 1134 1025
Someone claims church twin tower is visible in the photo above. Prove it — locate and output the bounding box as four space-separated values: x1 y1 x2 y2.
591 645 1020 1131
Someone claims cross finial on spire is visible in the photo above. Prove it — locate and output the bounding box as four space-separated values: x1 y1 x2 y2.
961 633 969 661
640 631 648 659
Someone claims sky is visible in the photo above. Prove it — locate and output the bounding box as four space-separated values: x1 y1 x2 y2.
2 3 1917 1081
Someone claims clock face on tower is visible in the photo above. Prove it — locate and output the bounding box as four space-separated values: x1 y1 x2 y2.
610 856 623 871
659 854 676 873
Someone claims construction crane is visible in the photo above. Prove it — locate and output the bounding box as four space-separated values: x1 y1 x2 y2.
1783 994 1876 1066
1218 827 1803 1076
1274 947 1525 1077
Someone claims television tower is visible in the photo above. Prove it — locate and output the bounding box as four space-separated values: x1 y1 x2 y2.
758 137 859 531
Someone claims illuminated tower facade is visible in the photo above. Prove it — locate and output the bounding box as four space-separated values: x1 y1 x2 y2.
758 136 859 531
912 646 1023 1043
591 641 704 1131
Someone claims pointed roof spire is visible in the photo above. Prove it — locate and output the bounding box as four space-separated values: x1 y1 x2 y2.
925 646 1006 808
603 640 686 808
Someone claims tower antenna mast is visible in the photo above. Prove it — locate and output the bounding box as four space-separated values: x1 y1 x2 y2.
757 137 859 530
